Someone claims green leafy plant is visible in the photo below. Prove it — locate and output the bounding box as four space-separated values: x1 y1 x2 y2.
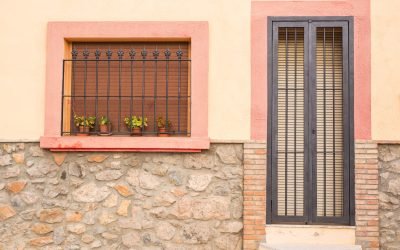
73 115 96 128
157 116 172 129
124 116 148 128
74 115 85 127
100 116 110 126
86 116 96 128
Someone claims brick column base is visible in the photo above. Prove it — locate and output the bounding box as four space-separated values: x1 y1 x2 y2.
355 140 380 250
242 140 380 250
243 141 267 250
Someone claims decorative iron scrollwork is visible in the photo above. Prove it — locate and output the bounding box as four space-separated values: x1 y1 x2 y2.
106 49 113 59
153 50 160 59
71 49 78 59
176 49 183 59
117 49 124 59
141 48 148 59
83 49 90 59
164 49 171 59
129 49 136 59
94 49 101 59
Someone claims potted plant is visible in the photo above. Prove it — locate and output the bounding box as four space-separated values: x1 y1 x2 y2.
157 116 172 137
74 115 96 136
124 115 148 136
99 116 111 134
74 115 87 136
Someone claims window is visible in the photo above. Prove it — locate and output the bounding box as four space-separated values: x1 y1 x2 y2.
62 42 190 137
267 18 354 225
40 22 209 151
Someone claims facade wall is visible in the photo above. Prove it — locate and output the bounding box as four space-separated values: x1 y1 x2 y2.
1 0 399 142
0 142 384 250
0 143 243 249
250 0 371 141
371 0 400 141
0 0 251 141
2 0 400 249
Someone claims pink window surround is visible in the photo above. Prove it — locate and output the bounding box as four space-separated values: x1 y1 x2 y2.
251 0 371 140
40 22 209 152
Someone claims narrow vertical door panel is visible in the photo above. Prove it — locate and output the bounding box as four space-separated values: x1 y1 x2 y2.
310 21 351 224
276 27 305 217
271 21 309 223
315 27 344 218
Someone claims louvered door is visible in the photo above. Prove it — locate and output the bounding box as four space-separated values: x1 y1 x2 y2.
268 18 354 225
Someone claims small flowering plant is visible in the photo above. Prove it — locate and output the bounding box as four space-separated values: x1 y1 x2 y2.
124 116 148 129
73 115 96 129
100 116 110 126
157 116 172 129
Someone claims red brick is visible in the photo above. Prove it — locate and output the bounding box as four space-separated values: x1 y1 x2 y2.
244 159 267 165
243 219 255 225
244 175 266 180
244 154 267 160
244 165 266 170
243 235 264 240
244 170 266 175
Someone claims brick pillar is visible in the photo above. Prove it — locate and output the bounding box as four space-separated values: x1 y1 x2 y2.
243 141 267 250
355 140 380 250
242 140 378 250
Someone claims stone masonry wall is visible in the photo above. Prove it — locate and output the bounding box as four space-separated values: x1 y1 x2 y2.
0 143 243 250
379 144 400 250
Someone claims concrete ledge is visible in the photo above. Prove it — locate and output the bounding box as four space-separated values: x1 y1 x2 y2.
265 225 356 245
259 243 362 250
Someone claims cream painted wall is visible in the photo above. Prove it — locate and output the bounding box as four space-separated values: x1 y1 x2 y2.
1 0 398 141
0 0 251 141
371 0 400 141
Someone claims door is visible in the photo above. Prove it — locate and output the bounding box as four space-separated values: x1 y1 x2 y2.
267 17 354 225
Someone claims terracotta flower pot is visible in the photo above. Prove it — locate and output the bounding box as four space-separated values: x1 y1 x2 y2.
77 126 90 136
100 124 109 134
131 127 142 136
158 127 169 137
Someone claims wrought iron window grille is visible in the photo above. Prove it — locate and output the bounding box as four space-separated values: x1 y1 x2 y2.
61 42 191 137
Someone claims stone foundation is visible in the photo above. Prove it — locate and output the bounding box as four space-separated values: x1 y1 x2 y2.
1 140 393 249
0 143 243 250
379 144 400 250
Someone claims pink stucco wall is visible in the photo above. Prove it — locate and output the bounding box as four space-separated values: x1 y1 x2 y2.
251 0 371 140
40 22 209 151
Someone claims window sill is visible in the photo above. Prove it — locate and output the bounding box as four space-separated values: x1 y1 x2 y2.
40 136 210 152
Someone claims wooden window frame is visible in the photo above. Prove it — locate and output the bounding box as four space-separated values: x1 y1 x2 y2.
267 17 355 225
40 22 209 152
